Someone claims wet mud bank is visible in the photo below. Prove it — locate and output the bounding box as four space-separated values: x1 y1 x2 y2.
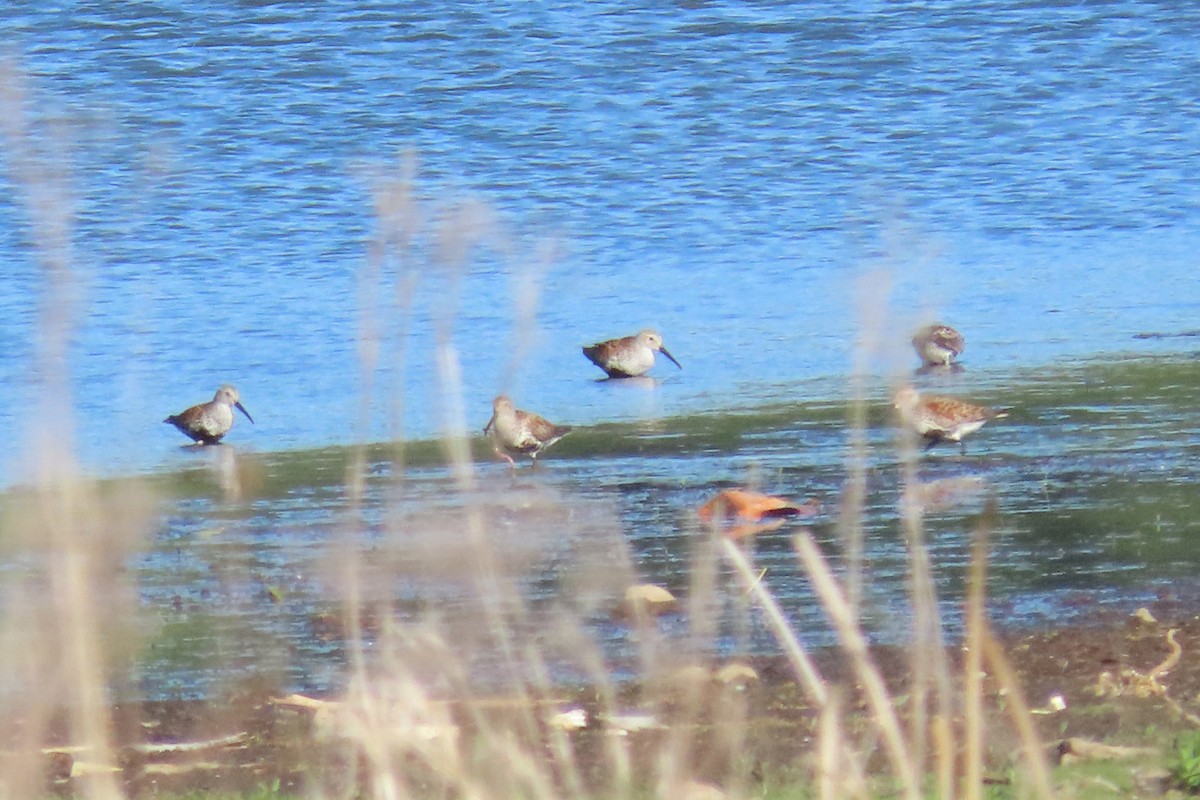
18 599 1200 797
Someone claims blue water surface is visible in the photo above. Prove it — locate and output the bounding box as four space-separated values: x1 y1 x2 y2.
1 1 1198 485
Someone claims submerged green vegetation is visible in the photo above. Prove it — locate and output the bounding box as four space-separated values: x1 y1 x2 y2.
3 351 1196 798
1 351 1177 501
5 353 1196 687
3 0 1197 789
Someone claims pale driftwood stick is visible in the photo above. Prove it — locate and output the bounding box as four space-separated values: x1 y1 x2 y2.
1058 737 1158 762
272 692 336 711
1148 628 1182 679
128 732 250 755
40 730 250 759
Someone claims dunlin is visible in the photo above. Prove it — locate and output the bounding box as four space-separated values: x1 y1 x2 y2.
582 329 682 378
911 323 965 367
164 384 254 445
893 386 1007 454
483 395 572 467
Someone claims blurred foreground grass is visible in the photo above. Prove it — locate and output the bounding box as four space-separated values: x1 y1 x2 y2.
4 65 1199 800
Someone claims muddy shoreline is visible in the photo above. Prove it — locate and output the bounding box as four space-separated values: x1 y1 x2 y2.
17 596 1200 797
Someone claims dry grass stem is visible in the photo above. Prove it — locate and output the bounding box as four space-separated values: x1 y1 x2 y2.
720 537 828 709
0 63 161 800
794 531 922 800
0 66 1078 800
931 713 955 800
838 271 891 619
817 689 868 800
981 625 1056 799
898 452 955 791
963 501 994 800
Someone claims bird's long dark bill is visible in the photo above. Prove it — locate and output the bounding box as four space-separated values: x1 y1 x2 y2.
236 402 255 424
660 346 683 369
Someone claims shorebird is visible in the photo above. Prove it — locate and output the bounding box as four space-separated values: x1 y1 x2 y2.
582 329 682 378
164 384 254 444
893 386 1007 454
911 323 965 367
483 395 572 467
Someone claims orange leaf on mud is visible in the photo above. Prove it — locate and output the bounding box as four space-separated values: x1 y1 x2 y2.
697 489 819 522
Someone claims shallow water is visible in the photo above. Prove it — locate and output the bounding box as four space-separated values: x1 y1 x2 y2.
1 1 1199 486
0 2 1198 699
92 355 1195 698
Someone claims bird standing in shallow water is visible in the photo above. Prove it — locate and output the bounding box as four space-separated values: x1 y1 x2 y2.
483 395 572 467
893 386 1006 454
582 329 682 378
165 384 254 444
911 323 965 367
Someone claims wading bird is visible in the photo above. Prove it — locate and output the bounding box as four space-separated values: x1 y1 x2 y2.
893 386 1007 454
582 329 682 378
164 384 254 445
911 323 965 368
483 395 572 467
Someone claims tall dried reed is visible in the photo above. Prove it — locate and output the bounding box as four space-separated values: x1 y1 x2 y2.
0 63 158 800
0 64 1055 800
